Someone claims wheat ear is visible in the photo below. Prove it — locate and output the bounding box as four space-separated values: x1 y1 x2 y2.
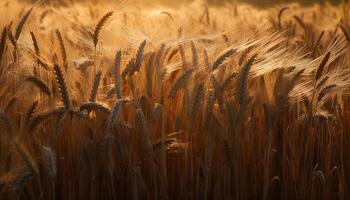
26 101 39 122
25 75 51 96
168 69 194 98
53 64 70 109
0 26 8 62
15 8 33 41
212 48 236 70
237 54 257 111
114 50 122 99
93 11 113 48
55 30 68 71
315 52 331 81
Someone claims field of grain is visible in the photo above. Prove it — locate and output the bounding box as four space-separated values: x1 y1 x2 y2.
0 0 350 199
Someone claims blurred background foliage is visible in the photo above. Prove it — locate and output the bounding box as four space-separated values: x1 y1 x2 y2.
211 0 345 6
26 0 347 6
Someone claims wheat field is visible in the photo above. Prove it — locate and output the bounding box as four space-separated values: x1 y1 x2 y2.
0 0 350 199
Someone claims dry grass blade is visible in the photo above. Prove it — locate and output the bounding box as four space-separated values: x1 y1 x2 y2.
93 11 113 48
277 7 289 28
53 64 70 109
315 52 331 81
89 70 102 102
15 8 33 41
212 48 236 70
161 11 175 22
25 75 51 96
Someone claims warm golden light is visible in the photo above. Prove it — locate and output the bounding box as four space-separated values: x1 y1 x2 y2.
0 0 349 199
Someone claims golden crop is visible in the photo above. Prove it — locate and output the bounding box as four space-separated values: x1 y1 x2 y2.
0 0 349 199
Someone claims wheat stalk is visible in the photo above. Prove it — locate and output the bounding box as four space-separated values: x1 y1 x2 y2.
80 102 110 114
89 70 102 102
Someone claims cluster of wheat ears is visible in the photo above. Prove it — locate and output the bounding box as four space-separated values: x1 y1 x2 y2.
0 0 350 199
